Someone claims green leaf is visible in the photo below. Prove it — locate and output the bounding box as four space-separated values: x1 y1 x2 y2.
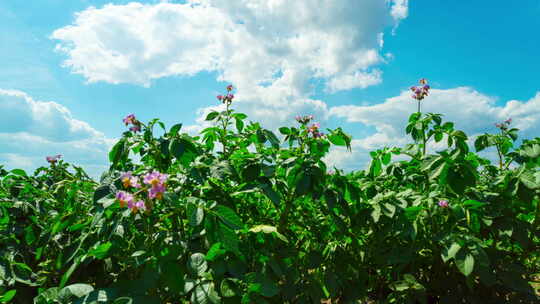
404 206 422 220
191 281 221 304
58 284 94 301
169 123 183 136
279 127 291 135
187 202 204 227
455 251 474 276
205 111 220 121
462 199 486 210
259 182 280 207
188 253 208 277
220 278 239 297
206 243 226 262
89 242 112 259
109 139 126 164
246 273 279 297
441 242 461 263
235 118 244 133
519 170 539 189
60 256 85 288
215 205 243 230
10 169 26 176
328 134 346 146
0 290 16 303
24 226 36 245
93 185 111 203
249 225 288 243
217 222 241 256
294 171 311 196
369 159 382 177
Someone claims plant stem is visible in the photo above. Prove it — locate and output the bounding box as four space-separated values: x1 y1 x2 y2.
221 101 231 156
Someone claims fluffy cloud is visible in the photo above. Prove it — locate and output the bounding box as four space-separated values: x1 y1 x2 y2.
0 90 112 177
325 88 540 170
51 0 407 131
52 1 405 90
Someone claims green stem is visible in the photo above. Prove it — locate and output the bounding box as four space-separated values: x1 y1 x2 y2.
278 192 294 232
221 101 231 156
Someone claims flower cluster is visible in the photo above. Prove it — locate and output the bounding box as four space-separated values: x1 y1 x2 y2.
295 115 314 125
438 200 449 208
495 118 512 130
46 154 62 164
143 171 168 200
410 78 430 101
122 114 142 133
115 170 168 214
307 122 325 138
217 85 235 104
116 191 146 213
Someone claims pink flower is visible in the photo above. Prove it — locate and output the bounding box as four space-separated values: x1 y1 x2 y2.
504 118 512 124
120 172 133 188
217 95 223 101
116 191 134 208
123 114 136 126
143 171 168 200
410 79 430 101
120 172 141 188
128 200 146 213
148 184 166 200
438 200 449 208
307 123 320 134
46 154 62 164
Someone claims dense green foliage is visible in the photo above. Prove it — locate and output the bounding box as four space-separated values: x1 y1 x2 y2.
1 86 540 303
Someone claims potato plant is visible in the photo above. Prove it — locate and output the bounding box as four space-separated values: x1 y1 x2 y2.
1 83 539 303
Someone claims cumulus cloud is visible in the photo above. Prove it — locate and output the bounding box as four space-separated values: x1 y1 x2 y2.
0 90 112 177
51 0 407 132
52 1 404 90
325 88 540 170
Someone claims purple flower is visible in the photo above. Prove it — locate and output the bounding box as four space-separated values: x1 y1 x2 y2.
307 123 320 133
143 171 168 200
120 172 141 188
116 191 134 208
128 200 146 213
148 184 166 200
438 200 449 208
143 171 168 186
121 172 133 188
226 85 233 91
410 79 430 101
505 118 512 124
46 154 62 164
123 114 136 126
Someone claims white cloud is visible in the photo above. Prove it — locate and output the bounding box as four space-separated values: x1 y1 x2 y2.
52 1 402 90
0 90 112 177
51 1 407 131
326 88 540 170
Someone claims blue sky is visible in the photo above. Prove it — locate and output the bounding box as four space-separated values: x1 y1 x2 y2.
1 0 539 177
